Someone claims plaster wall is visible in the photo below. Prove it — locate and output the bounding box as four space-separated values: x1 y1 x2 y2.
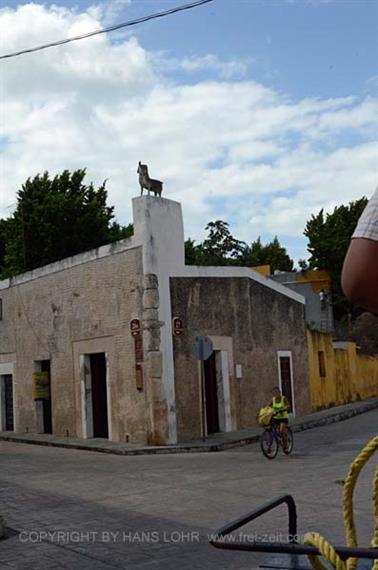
307 330 378 410
0 245 146 442
133 196 185 444
171 276 310 442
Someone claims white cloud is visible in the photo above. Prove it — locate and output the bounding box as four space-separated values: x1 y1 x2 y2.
153 52 252 79
0 3 377 262
87 0 132 32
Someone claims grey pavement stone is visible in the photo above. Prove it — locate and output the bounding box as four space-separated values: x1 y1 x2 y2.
0 410 377 568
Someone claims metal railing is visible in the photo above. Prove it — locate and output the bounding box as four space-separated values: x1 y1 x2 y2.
209 494 378 562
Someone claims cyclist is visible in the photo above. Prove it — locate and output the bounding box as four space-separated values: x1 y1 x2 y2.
270 386 290 452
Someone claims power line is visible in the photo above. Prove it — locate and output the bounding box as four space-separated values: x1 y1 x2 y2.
0 0 215 61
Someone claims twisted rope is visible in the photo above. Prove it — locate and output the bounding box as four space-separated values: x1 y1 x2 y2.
304 532 346 570
304 435 378 570
372 458 378 570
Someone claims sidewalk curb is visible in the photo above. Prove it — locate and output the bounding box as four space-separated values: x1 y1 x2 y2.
0 399 377 456
291 400 378 435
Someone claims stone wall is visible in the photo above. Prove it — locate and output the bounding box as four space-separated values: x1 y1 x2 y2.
0 196 314 446
0 244 148 443
171 276 310 442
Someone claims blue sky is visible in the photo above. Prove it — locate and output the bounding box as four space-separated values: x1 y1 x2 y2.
0 0 377 263
20 0 376 98
138 0 377 97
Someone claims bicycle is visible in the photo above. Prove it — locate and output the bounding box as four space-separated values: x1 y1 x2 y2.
260 423 293 459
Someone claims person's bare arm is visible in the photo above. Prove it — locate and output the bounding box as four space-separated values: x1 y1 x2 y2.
341 237 378 314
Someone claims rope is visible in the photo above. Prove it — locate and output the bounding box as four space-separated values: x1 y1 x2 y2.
343 436 378 570
304 532 346 570
304 435 378 570
372 456 378 570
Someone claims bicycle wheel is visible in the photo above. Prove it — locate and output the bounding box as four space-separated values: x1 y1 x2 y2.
282 428 294 455
260 429 278 459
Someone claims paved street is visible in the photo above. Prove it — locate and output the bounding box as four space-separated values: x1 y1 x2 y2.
0 410 377 570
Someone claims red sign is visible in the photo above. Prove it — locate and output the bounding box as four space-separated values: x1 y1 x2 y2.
173 317 184 336
133 327 144 390
130 319 141 337
134 337 144 362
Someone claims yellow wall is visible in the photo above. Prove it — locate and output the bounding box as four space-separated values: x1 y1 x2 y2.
297 270 332 294
307 330 378 410
251 265 271 276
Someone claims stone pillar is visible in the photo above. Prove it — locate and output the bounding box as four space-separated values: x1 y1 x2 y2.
132 197 185 445
142 273 165 445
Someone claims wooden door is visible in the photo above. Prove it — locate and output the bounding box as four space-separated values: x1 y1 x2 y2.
41 361 52 434
90 353 108 438
279 356 294 413
204 352 219 434
4 375 14 431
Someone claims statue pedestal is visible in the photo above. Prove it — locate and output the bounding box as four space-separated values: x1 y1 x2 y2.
133 196 185 445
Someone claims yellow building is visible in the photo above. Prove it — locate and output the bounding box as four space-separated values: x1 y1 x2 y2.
307 330 378 410
249 267 376 411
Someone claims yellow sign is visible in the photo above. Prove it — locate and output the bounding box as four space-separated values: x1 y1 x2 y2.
32 372 50 400
135 364 143 391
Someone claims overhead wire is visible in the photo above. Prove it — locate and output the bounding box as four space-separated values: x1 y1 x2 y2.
0 0 214 61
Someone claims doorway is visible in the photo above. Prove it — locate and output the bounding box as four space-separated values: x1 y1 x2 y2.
277 351 295 416
204 352 220 434
41 361 52 434
1 374 14 431
38 361 52 434
82 353 109 439
90 353 108 438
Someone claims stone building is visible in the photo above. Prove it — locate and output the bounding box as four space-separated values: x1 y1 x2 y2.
0 197 310 445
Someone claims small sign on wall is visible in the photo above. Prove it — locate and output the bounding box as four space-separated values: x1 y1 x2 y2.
130 319 141 337
172 317 184 336
134 337 144 362
135 364 143 391
32 372 50 400
192 336 213 361
235 364 242 379
130 318 143 390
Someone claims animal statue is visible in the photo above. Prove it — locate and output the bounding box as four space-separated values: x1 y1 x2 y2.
137 162 163 197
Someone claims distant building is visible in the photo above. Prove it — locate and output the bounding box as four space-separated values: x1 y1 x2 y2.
0 197 310 445
264 268 376 409
269 269 334 333
307 330 378 410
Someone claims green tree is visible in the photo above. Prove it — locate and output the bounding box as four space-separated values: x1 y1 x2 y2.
303 197 368 319
239 237 265 267
298 259 309 271
200 220 245 265
1 170 132 277
184 238 202 265
185 223 293 272
238 236 294 272
0 219 8 274
264 236 294 272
